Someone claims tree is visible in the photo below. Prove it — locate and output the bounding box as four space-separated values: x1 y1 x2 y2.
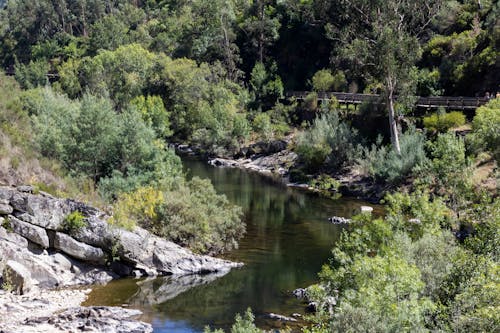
240 0 281 64
329 0 444 154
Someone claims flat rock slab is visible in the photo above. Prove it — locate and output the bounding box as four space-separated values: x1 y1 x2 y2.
8 215 49 248
54 232 106 264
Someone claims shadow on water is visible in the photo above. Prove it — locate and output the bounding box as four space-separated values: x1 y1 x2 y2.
84 157 383 332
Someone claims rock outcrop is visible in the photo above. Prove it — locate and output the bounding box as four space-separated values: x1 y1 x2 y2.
0 185 242 293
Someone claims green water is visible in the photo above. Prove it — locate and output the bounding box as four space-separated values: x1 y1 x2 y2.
84 158 382 332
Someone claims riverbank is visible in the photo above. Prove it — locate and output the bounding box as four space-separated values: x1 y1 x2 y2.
177 141 387 204
0 185 243 332
0 288 153 332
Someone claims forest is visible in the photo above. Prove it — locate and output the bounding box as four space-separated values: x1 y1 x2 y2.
0 0 498 332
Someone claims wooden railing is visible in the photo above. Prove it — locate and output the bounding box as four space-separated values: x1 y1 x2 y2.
286 91 490 110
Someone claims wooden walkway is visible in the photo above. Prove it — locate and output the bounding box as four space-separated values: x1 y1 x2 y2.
286 91 490 110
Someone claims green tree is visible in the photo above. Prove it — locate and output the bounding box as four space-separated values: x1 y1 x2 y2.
240 0 281 63
130 95 172 139
330 0 444 154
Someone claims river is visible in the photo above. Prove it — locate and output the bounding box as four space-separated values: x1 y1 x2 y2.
84 157 382 332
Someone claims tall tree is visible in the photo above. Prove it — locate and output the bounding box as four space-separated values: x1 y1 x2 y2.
329 0 444 154
240 0 281 64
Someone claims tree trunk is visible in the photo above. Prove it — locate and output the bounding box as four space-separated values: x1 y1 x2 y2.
387 81 401 155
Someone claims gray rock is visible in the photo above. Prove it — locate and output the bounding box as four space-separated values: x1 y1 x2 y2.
22 306 153 333
8 216 50 248
54 232 106 264
0 204 13 215
265 313 298 322
3 260 35 295
51 253 73 271
328 216 351 224
13 212 35 224
359 205 374 214
292 287 307 299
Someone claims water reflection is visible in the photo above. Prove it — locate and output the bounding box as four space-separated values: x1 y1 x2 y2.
85 158 382 332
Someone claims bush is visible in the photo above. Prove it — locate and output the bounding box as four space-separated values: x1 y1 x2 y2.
110 178 245 254
423 110 466 132
252 113 273 142
359 130 428 184
296 112 360 172
471 98 500 160
204 308 261 333
62 211 86 233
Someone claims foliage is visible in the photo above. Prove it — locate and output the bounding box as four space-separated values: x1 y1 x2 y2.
471 98 500 161
130 95 172 139
359 130 428 184
296 112 360 172
25 87 182 193
62 211 86 233
14 60 50 89
204 308 262 333
311 69 346 92
252 112 273 142
423 110 466 132
110 178 245 254
422 133 472 214
309 174 341 199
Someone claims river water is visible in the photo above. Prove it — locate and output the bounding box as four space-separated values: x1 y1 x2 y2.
84 157 382 332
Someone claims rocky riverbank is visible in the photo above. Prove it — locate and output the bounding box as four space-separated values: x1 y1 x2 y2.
0 287 152 333
201 140 386 203
0 185 242 332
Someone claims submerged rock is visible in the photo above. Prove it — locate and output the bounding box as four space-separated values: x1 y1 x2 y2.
265 313 298 322
328 216 351 224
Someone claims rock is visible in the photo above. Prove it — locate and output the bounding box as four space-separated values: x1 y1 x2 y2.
17 185 34 193
22 306 153 333
2 260 35 295
13 212 36 224
292 287 307 299
51 253 73 271
265 313 298 322
306 302 318 313
328 216 351 224
8 216 50 248
359 205 373 214
53 232 106 264
110 261 133 277
0 203 13 215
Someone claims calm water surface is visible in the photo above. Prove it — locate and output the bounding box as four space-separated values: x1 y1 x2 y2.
84 158 382 332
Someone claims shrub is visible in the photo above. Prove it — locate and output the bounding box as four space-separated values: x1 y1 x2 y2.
358 130 427 184
252 113 273 142
296 112 360 172
62 211 86 233
423 110 466 132
204 308 261 333
471 98 500 160
110 178 245 254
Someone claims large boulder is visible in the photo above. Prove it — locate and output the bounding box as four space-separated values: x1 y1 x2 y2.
3 260 35 295
53 232 106 264
8 216 50 248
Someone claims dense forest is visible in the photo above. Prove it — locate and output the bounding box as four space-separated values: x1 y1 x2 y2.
0 0 498 332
